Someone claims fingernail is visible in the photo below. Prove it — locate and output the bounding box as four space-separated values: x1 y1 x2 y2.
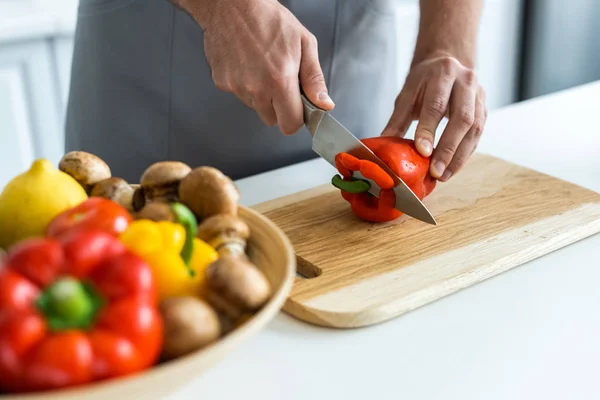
431 161 446 178
418 138 433 156
318 92 334 105
440 169 452 181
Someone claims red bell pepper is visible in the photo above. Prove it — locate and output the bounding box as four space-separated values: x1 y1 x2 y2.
46 197 132 238
332 137 437 222
0 229 162 394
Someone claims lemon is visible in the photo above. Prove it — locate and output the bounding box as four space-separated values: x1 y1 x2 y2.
0 158 88 249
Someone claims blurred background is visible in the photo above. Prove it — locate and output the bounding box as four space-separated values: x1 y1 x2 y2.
1 0 599 188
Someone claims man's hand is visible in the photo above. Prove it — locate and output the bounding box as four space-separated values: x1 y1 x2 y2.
382 54 487 181
382 0 485 182
173 0 334 135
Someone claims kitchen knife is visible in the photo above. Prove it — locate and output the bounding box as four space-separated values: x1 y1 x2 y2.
301 94 437 226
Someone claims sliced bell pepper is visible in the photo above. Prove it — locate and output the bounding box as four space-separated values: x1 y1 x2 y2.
332 137 437 223
0 230 162 394
46 197 132 238
119 220 218 302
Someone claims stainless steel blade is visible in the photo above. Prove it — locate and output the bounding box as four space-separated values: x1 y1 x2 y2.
302 94 437 225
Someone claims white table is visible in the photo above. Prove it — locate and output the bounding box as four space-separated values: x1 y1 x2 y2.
170 82 600 400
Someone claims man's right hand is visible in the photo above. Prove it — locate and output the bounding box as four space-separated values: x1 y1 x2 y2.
173 0 335 135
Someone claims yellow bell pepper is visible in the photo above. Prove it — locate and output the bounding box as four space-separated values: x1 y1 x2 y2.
119 219 218 301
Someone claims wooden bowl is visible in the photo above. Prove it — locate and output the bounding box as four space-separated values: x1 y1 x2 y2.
3 206 296 400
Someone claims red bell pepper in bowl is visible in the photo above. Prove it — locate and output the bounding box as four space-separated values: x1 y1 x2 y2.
332 137 437 223
0 228 163 394
46 197 133 238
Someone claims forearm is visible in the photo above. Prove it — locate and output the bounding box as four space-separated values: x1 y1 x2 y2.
411 0 483 68
170 0 224 28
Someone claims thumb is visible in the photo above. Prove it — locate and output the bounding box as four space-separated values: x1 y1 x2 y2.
300 34 335 110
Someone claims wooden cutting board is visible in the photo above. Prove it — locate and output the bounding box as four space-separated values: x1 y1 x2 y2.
252 154 600 328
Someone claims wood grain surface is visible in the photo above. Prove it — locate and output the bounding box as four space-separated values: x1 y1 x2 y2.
253 154 600 328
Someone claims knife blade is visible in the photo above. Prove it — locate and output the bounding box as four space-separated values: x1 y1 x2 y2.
301 94 437 225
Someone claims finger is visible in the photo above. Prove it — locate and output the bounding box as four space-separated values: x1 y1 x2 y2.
299 33 335 110
234 91 254 109
413 79 453 158
272 76 304 135
381 86 417 137
253 98 277 126
227 76 254 109
440 88 486 181
430 79 476 179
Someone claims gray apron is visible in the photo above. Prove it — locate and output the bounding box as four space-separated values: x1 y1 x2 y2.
66 0 399 182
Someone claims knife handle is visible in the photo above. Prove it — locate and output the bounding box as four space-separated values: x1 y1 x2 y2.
301 94 326 137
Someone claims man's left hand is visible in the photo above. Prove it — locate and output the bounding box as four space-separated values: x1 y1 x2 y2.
381 55 487 182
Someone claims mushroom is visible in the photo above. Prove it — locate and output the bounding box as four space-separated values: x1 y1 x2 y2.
196 214 250 256
59 151 111 193
159 296 221 360
134 202 176 222
204 254 271 321
140 161 191 203
178 166 239 220
90 177 135 211
131 184 146 212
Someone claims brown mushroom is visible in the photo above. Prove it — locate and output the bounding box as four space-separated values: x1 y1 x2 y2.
204 255 271 320
159 296 221 360
90 177 135 211
140 161 191 203
131 184 146 212
178 166 239 220
134 202 176 222
59 151 111 193
197 214 250 256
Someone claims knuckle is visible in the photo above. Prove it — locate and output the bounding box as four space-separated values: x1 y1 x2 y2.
212 73 230 92
262 115 277 127
471 121 484 138
463 70 477 86
426 97 447 118
214 80 228 92
306 32 318 47
451 154 468 169
440 56 458 73
478 86 487 100
245 84 268 101
435 145 456 161
458 108 475 127
228 80 243 95
448 154 467 175
281 118 304 135
304 69 325 85
269 63 296 87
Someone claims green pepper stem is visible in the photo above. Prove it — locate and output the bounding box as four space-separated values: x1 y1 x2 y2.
37 277 104 332
331 174 370 194
171 202 198 276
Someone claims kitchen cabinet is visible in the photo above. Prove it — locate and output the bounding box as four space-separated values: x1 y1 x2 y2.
53 35 75 126
0 62 35 189
0 39 63 189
